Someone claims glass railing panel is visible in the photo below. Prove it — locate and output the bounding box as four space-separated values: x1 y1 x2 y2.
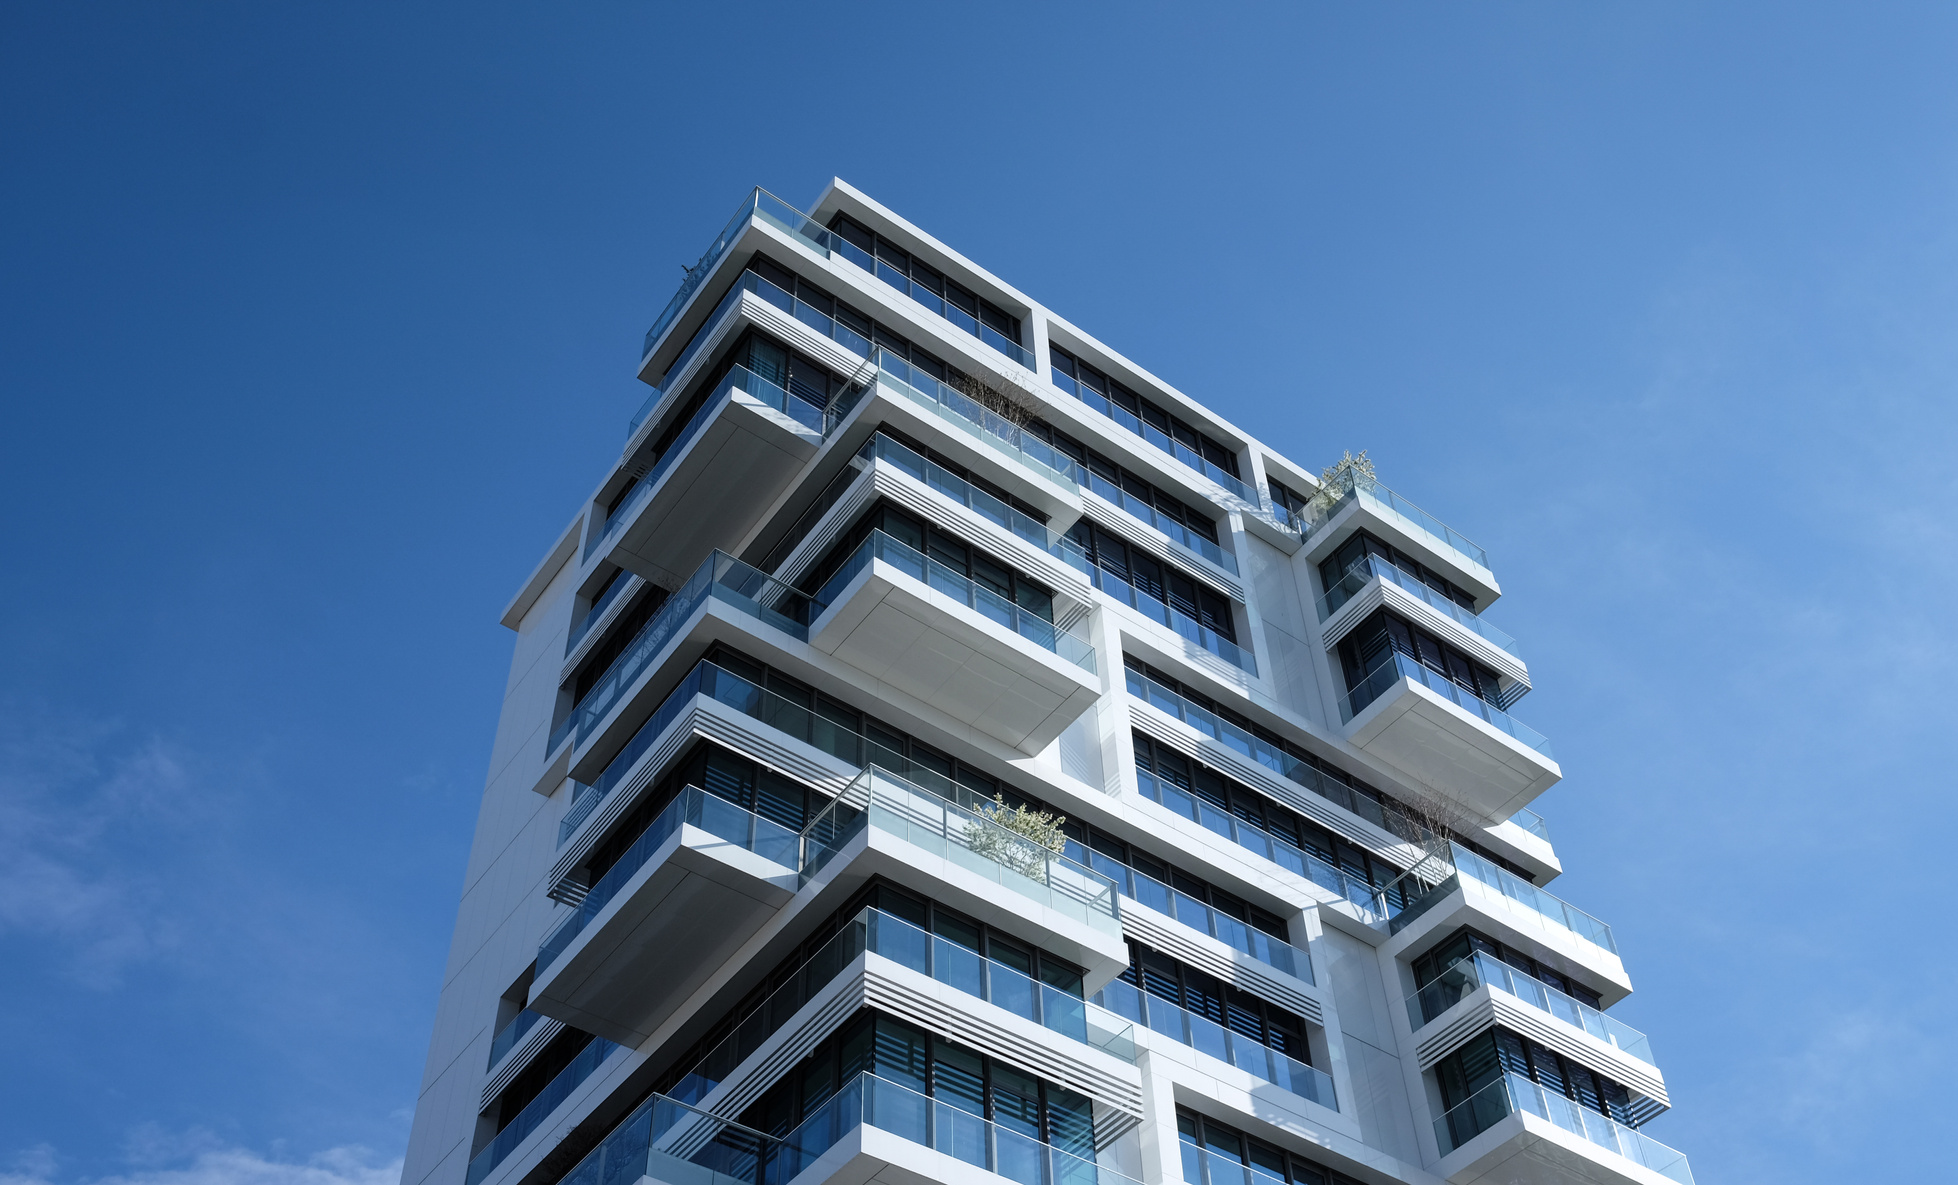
485 1009 545 1071
1098 860 1302 979
1051 371 1251 502
1450 844 1614 953
464 1035 621 1185
559 1087 782 1185
866 350 1082 490
566 575 638 656
800 768 1120 933
1303 474 1490 572
1133 768 1386 929
834 249 1036 368
1434 1073 1692 1183
1092 980 1335 1111
1339 653 1552 758
1405 953 1653 1063
641 188 835 367
1511 808 1551 842
810 530 1096 672
1317 555 1520 658
566 551 810 750
1123 668 1432 842
862 434 1092 575
1081 470 1239 576
539 787 798 971
1088 566 1255 674
774 1072 1143 1185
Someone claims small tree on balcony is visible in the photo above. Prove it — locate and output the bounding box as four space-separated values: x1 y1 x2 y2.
964 793 1068 881
951 369 1042 429
1309 450 1377 516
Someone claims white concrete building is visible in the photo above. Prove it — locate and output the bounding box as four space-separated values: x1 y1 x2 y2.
401 181 1689 1185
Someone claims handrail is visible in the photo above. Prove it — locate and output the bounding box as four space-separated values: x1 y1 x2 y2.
1390 843 1614 953
1092 978 1335 1111
557 1083 784 1185
1081 470 1239 576
1435 1072 1692 1183
1318 553 1520 658
464 1034 621 1185
640 187 833 365
829 235 1037 369
1407 952 1654 1064
865 349 1084 490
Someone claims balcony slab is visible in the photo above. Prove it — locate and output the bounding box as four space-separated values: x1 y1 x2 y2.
1344 677 1560 824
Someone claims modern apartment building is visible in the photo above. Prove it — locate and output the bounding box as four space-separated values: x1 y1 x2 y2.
400 180 1689 1185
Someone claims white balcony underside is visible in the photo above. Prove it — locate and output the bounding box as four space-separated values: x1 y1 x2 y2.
810 559 1100 756
527 824 796 1047
1439 1110 1685 1185
605 395 821 588
1345 677 1560 822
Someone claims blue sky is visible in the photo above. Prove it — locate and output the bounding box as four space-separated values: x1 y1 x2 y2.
2 3 1953 1183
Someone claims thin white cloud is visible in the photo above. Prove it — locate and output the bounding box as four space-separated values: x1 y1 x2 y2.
0 1144 401 1185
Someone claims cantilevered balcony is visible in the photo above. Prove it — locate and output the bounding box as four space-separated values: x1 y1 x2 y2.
1091 978 1336 1112
1051 365 1255 505
1318 555 1526 701
527 787 800 1046
1407 953 1654 1067
590 358 827 591
1340 651 1558 822
807 529 1100 755
1298 472 1499 606
1434 1072 1692 1185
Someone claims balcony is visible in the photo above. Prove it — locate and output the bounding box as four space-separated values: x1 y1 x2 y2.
826 232 1038 370
867 349 1085 494
861 432 1093 578
1091 978 1336 1112
1071 850 1307 983
807 529 1100 755
802 767 1124 941
1408 952 1654 1066
1052 368 1254 505
771 1071 1143 1185
527 787 800 1046
639 187 835 370
1299 472 1497 604
1319 553 1521 661
1080 468 1239 577
1341 652 1558 822
485 1008 546 1072
465 1034 621 1185
1089 565 1255 676
1435 1072 1692 1185
668 905 1136 1109
588 363 826 586
558 1087 785 1185
556 552 806 758
1388 845 1623 991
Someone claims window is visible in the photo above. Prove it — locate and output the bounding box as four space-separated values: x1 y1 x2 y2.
1411 926 1604 1010
1066 520 1235 640
826 213 1027 353
1434 1028 1636 1128
563 582 672 708
1176 1109 1360 1185
1050 345 1240 478
1267 477 1313 526
1319 530 1476 611
1024 418 1222 543
1336 608 1509 709
1120 940 1310 1062
799 498 1058 622
1059 816 1291 942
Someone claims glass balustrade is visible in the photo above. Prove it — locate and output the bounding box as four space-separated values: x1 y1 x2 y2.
558 1086 786 1185
1317 554 1520 659
641 187 835 366
775 1072 1141 1185
865 349 1084 490
538 787 800 972
1092 979 1336 1111
1087 565 1255 674
1080 470 1239 576
1434 1073 1692 1183
1133 769 1401 928
860 434 1091 575
559 552 808 752
1303 473 1490 573
810 529 1097 673
800 767 1121 936
1069 846 1303 979
1340 652 1552 759
1511 808 1551 842
668 906 1133 1108
485 1009 545 1072
1404 952 1653 1063
464 1035 622 1185
1124 666 1437 845
565 574 638 656
1447 844 1615 952
1051 370 1252 502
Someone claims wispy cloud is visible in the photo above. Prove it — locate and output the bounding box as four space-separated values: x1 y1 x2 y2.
0 1139 400 1185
